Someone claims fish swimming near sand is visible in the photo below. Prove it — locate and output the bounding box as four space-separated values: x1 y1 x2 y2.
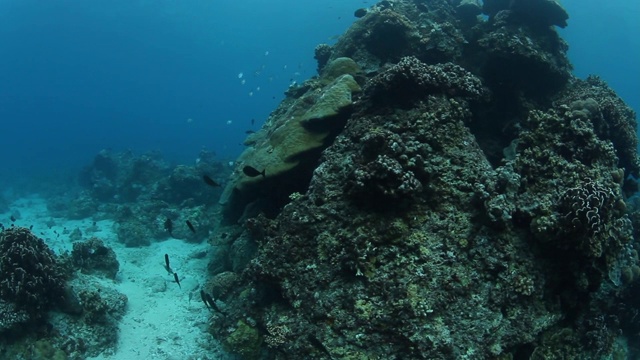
164 218 173 236
200 290 224 314
203 174 221 187
173 272 181 288
242 165 266 178
186 220 196 234
200 290 209 310
164 254 173 275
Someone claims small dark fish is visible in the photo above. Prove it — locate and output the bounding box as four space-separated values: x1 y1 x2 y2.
173 272 181 288
251 118 255 126
164 218 173 236
244 130 255 134
186 220 196 234
29 225 33 230
242 165 266 178
10 215 16 222
204 291 224 314
200 290 209 310
203 175 221 187
164 254 173 274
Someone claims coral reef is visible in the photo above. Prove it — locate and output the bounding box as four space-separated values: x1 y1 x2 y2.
0 227 67 315
219 70 361 222
71 237 120 278
64 149 228 245
1 254 127 360
483 0 569 28
221 320 262 360
364 55 485 106
78 149 169 203
114 219 152 247
210 1 640 359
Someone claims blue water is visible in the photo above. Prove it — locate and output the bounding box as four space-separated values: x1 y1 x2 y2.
560 0 640 118
0 0 638 182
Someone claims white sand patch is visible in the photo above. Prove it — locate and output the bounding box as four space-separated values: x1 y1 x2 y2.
4 196 234 360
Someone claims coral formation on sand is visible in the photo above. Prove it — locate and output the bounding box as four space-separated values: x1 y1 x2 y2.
209 1 640 359
0 227 67 315
0 227 128 360
219 69 361 222
71 237 120 278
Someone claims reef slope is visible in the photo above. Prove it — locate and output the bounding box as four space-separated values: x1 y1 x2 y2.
212 1 640 359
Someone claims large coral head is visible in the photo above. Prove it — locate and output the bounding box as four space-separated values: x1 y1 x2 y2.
0 227 67 312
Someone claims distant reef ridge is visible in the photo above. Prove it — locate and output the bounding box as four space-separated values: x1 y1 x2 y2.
212 1 640 359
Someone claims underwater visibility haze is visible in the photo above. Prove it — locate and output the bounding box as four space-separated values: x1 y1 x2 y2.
0 0 639 359
0 0 365 179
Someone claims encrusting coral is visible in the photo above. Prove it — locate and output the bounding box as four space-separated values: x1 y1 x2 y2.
207 0 640 359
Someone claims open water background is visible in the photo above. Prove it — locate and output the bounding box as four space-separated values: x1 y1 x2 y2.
0 0 637 184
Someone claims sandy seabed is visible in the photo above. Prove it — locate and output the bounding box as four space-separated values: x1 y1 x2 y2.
6 196 234 360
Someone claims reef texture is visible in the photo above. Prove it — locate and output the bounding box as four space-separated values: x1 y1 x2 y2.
71 237 120 279
1 274 128 360
53 149 229 246
211 0 639 359
0 228 128 359
0 227 67 317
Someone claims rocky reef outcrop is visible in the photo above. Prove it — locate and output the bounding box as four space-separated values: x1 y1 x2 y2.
71 237 120 279
0 227 68 332
211 0 639 359
0 228 128 360
48 149 230 246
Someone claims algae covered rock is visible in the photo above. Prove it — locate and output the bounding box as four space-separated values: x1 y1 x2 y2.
207 0 640 359
220 74 361 222
320 57 361 83
222 320 262 360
